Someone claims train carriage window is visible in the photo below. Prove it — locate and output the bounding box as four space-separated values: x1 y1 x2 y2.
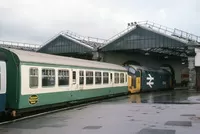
110 73 113 83
79 71 84 85
114 73 119 84
125 73 127 83
58 70 69 86
73 71 76 84
42 69 55 87
120 73 125 83
95 72 102 84
128 68 136 74
29 68 38 88
86 71 93 85
103 72 109 84
73 71 76 80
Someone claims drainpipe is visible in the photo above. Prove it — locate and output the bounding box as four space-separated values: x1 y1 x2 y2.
187 48 196 90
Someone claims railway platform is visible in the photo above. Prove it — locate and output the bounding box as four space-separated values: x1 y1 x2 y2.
1 89 200 134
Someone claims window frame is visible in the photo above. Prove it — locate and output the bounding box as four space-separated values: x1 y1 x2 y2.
110 72 113 83
86 71 94 85
125 73 127 83
58 69 69 87
29 67 39 89
103 72 109 84
95 71 102 84
120 73 125 83
42 68 56 87
79 70 85 85
72 71 76 84
114 73 120 84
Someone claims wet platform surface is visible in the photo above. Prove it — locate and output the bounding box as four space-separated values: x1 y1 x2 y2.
2 89 200 134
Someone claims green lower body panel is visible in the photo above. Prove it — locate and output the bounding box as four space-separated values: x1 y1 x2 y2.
18 86 127 109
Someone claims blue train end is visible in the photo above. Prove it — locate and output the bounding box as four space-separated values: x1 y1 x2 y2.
0 93 6 112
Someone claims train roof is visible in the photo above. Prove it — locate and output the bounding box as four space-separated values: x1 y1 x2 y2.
0 48 126 71
128 65 171 74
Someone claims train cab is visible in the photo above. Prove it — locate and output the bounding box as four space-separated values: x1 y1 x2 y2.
0 61 6 113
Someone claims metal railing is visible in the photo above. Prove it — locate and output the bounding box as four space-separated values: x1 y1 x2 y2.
173 28 200 43
0 40 42 51
104 20 200 45
139 21 200 44
138 21 175 36
62 30 107 48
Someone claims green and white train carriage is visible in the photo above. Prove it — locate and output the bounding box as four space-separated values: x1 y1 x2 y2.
0 47 128 116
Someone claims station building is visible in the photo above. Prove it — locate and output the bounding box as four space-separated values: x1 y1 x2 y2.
38 21 200 88
195 48 200 89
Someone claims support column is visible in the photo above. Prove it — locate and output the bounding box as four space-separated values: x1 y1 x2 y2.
92 51 102 61
188 56 196 89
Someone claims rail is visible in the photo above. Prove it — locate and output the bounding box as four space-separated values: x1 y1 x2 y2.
104 20 200 45
42 30 107 49
173 28 200 43
63 30 106 43
139 21 200 44
62 30 107 48
0 40 41 51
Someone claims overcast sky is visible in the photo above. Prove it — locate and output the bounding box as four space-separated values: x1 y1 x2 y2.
0 0 199 45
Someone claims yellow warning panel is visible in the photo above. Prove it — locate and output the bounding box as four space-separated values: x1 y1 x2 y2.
128 75 141 93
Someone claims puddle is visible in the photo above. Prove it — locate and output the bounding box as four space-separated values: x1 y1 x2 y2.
138 128 175 134
129 89 200 104
165 121 192 127
83 126 102 130
181 114 196 117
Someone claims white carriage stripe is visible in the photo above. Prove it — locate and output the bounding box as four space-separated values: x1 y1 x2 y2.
21 65 127 95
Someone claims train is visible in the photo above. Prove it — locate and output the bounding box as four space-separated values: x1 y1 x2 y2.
0 47 173 117
126 65 173 93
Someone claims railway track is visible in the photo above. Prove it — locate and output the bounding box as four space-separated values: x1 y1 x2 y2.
0 99 103 125
1 90 193 126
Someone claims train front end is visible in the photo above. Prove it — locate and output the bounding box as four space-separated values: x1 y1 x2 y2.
126 66 142 93
0 93 6 113
0 61 6 113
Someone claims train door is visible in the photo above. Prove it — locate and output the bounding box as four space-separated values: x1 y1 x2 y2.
196 67 200 90
0 61 6 112
110 72 113 86
71 70 78 90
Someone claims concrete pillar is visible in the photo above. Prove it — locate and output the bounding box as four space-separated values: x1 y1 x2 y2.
188 56 196 89
92 51 100 61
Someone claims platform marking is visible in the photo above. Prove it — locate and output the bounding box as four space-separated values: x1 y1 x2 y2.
146 74 154 88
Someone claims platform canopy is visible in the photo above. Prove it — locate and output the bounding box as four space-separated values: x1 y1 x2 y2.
100 21 200 57
38 31 105 55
